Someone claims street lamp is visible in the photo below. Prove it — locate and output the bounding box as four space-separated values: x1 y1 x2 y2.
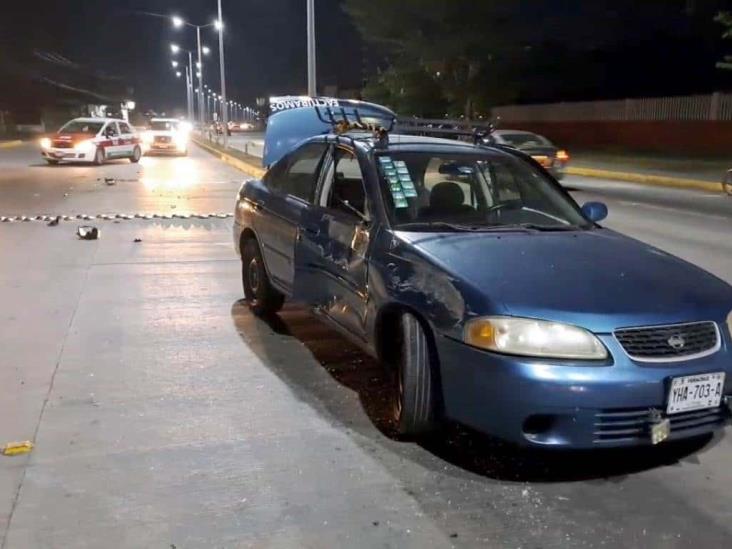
215 0 228 147
202 46 211 55
171 15 218 129
307 0 316 96
171 43 195 122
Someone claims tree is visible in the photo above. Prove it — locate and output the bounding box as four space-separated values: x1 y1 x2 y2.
344 0 517 117
715 11 732 70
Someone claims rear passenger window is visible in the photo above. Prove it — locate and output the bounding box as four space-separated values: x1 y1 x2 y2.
118 122 132 134
281 143 328 201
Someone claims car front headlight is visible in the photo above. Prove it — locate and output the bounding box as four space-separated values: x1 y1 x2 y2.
40 138 51 149
74 139 96 152
174 133 188 149
464 316 608 360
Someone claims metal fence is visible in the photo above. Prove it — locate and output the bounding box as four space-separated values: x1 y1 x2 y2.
492 93 732 122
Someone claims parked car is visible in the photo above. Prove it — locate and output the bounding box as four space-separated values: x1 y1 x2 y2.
141 118 190 156
490 129 569 180
234 97 732 449
40 118 141 165
229 121 254 132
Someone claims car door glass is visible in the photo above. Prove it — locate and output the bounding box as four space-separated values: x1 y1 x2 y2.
118 122 132 135
105 122 119 138
281 143 328 202
321 148 367 219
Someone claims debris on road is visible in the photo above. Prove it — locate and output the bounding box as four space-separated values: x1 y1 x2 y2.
77 226 99 240
104 177 116 185
134 238 142 243
2 441 34 456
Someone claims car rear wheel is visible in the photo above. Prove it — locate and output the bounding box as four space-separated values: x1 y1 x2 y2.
723 169 732 196
241 238 285 316
93 147 105 165
130 146 142 163
389 312 439 437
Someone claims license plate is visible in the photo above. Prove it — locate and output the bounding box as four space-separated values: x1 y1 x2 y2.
666 372 725 415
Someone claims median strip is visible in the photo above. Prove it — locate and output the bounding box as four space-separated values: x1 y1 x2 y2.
192 136 265 178
0 140 23 149
566 166 721 193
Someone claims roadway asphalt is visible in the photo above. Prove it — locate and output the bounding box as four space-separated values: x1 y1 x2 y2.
1 141 732 548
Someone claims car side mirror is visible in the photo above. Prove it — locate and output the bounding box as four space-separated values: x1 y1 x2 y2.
581 201 608 223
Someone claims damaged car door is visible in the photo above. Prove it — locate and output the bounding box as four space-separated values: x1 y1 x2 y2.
294 145 372 339
255 142 329 292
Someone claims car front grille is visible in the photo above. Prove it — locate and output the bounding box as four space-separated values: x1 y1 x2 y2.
593 405 729 443
52 141 73 149
154 136 171 143
614 321 719 361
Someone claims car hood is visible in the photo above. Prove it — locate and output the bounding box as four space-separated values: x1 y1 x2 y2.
397 228 732 333
53 133 95 144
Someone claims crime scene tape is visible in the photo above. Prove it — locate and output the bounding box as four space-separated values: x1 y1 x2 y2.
0 213 234 223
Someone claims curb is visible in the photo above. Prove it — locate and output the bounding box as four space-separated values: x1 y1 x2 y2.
0 140 23 149
566 166 721 193
192 137 265 178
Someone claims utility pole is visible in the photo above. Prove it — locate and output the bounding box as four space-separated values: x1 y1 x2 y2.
307 0 316 96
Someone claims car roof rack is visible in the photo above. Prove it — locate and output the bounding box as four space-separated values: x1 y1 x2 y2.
395 117 499 145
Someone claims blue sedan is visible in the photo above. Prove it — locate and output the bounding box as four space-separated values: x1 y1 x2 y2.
233 98 732 449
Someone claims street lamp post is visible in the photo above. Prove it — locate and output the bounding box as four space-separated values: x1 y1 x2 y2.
216 0 228 148
173 16 215 128
307 0 316 96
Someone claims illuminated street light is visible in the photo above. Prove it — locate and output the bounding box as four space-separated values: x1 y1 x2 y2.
170 43 180 53
172 15 184 28
171 60 179 68
176 71 182 78
202 46 211 55
196 62 201 69
214 19 223 31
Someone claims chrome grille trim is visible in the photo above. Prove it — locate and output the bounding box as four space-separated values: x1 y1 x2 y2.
613 321 720 363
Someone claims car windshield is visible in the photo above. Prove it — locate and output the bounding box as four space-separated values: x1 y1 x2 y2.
497 133 551 148
59 121 103 135
150 121 179 131
377 152 590 232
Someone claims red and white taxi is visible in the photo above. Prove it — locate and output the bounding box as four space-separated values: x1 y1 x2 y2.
40 118 142 165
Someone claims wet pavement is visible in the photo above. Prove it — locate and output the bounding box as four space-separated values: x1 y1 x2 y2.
1 142 731 548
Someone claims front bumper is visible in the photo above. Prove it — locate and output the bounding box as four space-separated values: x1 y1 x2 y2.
436 334 731 449
41 149 93 162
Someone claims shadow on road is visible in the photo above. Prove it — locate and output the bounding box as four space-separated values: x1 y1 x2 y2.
230 300 715 483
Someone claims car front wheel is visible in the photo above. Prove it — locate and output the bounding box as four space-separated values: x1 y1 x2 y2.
45 159 59 165
130 146 142 163
241 238 285 316
93 147 105 165
389 312 439 437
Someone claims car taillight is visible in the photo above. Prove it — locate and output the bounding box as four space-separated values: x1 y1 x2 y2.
556 150 570 161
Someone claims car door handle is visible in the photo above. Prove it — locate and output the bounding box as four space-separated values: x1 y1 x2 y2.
302 223 320 236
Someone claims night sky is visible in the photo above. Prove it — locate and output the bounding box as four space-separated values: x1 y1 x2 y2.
1 0 731 114
0 0 364 113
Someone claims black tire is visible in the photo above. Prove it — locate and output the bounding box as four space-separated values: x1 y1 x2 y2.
390 312 438 437
45 159 59 165
93 147 105 166
241 238 285 316
130 146 142 163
